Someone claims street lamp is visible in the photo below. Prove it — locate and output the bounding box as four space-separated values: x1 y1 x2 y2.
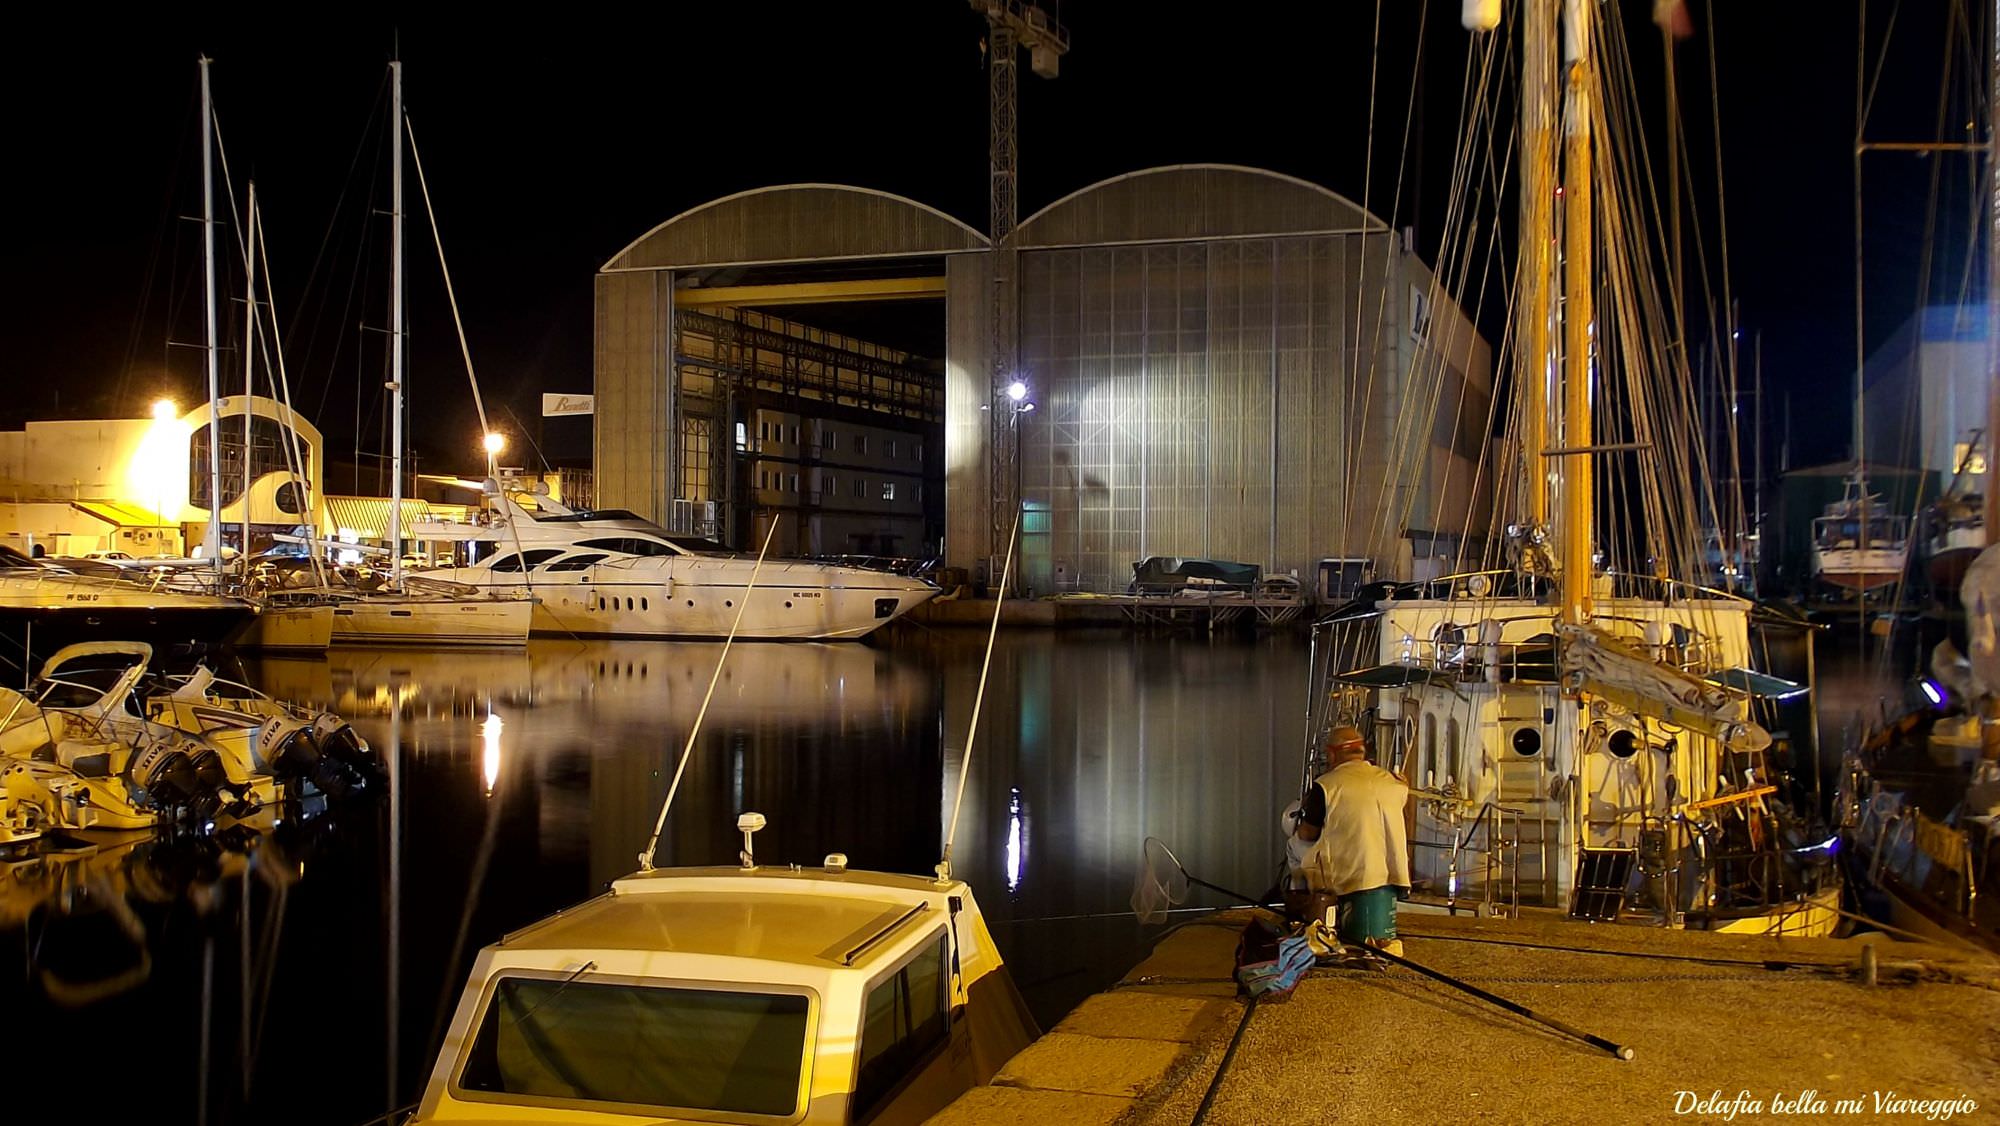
482 431 506 479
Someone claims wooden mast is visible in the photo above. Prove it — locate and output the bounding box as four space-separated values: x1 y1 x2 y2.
1559 0 1595 623
1520 0 1557 533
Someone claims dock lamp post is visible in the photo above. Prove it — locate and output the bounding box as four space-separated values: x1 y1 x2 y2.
482 431 506 480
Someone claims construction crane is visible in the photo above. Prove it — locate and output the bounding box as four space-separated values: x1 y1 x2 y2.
971 0 1068 587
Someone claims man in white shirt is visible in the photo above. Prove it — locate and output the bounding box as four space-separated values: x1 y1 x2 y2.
1293 725 1412 958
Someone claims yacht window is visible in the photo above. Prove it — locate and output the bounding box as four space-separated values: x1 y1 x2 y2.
1445 717 1461 790
852 934 949 1119
545 553 609 573
576 537 677 558
514 549 564 570
1421 714 1438 787
457 977 809 1117
488 553 523 573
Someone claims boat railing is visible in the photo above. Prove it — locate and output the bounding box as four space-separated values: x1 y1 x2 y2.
1433 799 1523 918
1391 633 1726 684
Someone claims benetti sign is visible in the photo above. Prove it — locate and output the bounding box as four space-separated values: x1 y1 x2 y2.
541 394 595 417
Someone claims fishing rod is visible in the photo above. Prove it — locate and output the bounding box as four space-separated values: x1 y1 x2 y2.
935 511 1020 883
637 516 780 871
1366 942 1635 1060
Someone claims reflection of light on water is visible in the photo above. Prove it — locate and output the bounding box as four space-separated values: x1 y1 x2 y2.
482 712 504 794
1006 787 1025 893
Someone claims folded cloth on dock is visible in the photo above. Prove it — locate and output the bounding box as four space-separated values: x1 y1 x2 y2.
1234 921 1314 999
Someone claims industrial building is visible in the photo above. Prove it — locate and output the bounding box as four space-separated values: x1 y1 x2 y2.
595 164 1492 594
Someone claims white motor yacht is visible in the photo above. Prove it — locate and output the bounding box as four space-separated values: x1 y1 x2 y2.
413 494 938 641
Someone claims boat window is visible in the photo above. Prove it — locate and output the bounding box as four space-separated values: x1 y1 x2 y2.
576 537 681 558
1445 717 1461 790
457 977 810 1117
515 549 564 570
544 553 609 573
852 933 950 1119
487 553 523 573
1421 714 1438 788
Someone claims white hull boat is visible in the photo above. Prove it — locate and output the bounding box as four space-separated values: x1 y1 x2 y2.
229 601 334 651
412 853 1035 1125
415 494 936 641
329 593 532 647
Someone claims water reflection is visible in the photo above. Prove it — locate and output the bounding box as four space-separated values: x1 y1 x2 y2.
1 631 1422 1123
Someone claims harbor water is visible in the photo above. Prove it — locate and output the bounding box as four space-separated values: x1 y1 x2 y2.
0 627 1896 1125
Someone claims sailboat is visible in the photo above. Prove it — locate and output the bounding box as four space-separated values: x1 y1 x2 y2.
330 61 531 647
1291 0 1837 937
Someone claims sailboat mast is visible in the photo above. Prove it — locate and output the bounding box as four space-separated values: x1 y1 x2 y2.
1559 0 1594 624
1988 0 2000 545
389 60 406 588
201 58 223 572
242 180 257 562
1520 0 1557 531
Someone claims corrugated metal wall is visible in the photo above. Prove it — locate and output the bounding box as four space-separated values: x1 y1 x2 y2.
593 270 673 525
1019 234 1483 593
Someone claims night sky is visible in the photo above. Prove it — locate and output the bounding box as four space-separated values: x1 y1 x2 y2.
0 3 1979 480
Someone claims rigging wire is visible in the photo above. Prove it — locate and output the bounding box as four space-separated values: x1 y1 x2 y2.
938 510 1021 882
637 516 781 872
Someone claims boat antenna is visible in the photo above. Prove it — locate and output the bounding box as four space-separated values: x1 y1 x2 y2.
637 516 781 872
936 510 1021 884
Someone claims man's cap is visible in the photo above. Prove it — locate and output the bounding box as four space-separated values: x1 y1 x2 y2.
1326 725 1365 749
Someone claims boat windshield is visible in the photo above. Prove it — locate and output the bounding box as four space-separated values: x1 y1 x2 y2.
0 545 43 570
456 976 810 1118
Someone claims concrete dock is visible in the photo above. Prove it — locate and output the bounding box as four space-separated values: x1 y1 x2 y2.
930 912 2000 1125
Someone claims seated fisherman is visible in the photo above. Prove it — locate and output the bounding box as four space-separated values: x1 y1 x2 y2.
1291 725 1411 958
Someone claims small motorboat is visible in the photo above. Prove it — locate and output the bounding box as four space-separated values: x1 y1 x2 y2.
409 816 1037 1125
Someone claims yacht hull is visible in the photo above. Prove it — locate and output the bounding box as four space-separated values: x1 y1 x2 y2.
329 597 532 647
436 566 935 641
1811 545 1907 594
228 603 334 651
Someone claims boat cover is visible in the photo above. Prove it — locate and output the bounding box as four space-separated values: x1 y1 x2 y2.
1130 556 1261 594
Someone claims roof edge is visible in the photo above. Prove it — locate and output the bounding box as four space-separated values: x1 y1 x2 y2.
602 183 990 272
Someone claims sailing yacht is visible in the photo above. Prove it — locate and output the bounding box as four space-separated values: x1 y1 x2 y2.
330 61 531 647
412 490 937 641
0 545 255 670
1290 0 1837 936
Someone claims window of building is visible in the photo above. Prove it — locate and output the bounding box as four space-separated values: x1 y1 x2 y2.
851 935 949 1120
823 474 836 496
826 431 837 452
760 421 768 441
789 473 799 493
791 424 800 444
853 479 865 498
735 421 748 450
856 434 868 455
917 443 924 463
881 483 896 501
887 438 899 459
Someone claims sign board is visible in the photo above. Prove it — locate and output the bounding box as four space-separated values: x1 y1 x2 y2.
542 393 595 417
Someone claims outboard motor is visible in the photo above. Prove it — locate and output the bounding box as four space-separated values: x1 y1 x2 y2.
311 715 381 787
127 735 222 822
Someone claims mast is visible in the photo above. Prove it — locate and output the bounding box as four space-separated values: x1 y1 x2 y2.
1520 0 1557 532
201 58 223 572
1989 0 2000 545
389 59 406 589
242 180 257 563
1559 0 1594 624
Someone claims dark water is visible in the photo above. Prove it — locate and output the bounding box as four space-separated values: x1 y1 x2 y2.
2 630 1308 1126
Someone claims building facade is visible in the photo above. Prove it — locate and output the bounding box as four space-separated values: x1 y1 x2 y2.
595 166 1492 592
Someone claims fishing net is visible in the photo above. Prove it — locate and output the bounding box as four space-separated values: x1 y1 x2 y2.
1130 837 1191 925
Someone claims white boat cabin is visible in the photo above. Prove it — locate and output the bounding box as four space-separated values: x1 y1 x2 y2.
411 864 1034 1125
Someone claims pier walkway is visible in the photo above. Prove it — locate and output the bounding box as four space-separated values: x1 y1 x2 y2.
930 911 1999 1125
